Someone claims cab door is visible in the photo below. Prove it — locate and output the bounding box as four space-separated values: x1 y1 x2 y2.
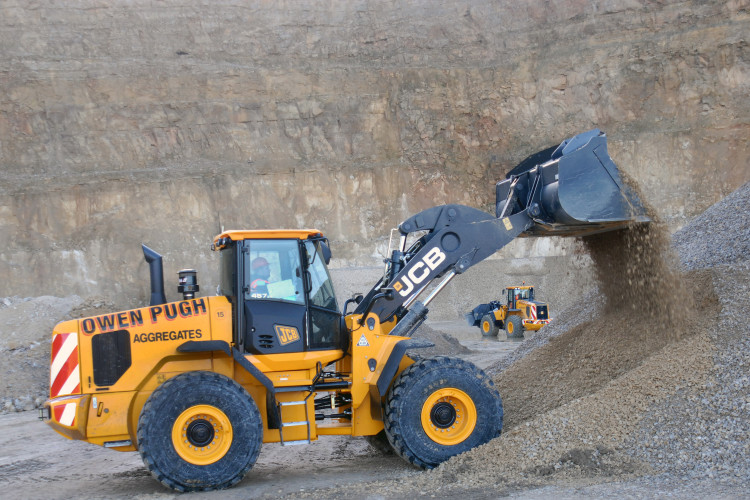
507 288 519 310
303 240 343 350
242 239 307 354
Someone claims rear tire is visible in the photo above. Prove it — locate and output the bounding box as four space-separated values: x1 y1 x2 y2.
384 356 503 469
137 371 263 492
505 315 524 340
480 314 499 337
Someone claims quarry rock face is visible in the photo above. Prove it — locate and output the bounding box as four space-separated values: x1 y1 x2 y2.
0 0 748 309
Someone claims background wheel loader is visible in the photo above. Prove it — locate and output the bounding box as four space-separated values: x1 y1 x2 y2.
466 285 551 340
41 129 648 492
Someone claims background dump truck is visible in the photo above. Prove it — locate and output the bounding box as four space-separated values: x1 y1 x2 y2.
41 130 648 492
466 285 550 339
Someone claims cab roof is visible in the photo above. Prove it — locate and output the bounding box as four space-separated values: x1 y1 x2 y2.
212 229 323 250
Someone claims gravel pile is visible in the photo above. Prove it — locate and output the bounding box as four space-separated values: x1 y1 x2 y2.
672 182 750 271
626 260 750 482
410 323 473 357
454 182 747 493
625 181 750 481
484 289 605 378
427 183 748 494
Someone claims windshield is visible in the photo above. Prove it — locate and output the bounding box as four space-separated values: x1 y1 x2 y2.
244 240 305 304
508 288 532 302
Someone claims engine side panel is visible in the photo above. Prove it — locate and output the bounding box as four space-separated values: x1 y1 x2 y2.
45 296 234 449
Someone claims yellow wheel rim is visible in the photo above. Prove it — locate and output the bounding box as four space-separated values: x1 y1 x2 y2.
421 388 477 445
172 405 233 465
482 320 491 334
507 321 514 334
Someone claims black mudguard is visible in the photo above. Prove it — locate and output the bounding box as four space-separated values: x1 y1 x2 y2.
375 338 435 396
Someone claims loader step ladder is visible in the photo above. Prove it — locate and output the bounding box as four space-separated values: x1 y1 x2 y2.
277 399 312 446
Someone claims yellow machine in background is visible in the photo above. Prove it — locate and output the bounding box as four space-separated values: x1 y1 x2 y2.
41 130 648 491
466 285 551 340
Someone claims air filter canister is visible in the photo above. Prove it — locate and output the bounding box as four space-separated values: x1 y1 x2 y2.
177 269 199 300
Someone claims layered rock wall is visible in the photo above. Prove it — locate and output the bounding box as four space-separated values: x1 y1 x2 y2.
1 0 748 311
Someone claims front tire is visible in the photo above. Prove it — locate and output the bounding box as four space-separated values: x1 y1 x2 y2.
384 356 503 469
505 315 524 340
480 314 499 337
137 371 263 492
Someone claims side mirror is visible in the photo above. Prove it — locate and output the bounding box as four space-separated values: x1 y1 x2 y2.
343 293 364 315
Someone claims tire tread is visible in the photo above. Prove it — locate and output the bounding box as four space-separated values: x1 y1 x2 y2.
136 371 262 492
383 356 503 469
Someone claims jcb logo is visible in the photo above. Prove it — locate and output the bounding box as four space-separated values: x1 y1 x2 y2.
392 247 446 298
274 325 300 346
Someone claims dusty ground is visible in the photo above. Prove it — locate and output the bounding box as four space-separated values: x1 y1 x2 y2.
0 408 409 500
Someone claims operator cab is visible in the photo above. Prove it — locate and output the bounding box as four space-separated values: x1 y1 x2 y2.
507 286 533 309
213 230 343 355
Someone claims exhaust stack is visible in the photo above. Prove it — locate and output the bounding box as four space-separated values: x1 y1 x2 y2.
142 244 167 306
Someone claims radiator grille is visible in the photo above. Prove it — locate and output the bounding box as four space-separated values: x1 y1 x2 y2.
92 330 132 386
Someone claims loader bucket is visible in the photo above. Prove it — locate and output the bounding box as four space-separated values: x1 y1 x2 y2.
496 129 649 237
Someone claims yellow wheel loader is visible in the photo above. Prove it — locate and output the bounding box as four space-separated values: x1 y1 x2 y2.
41 130 648 491
467 285 551 340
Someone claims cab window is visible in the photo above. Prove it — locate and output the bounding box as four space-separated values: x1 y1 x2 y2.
304 241 338 312
304 240 342 350
243 240 304 304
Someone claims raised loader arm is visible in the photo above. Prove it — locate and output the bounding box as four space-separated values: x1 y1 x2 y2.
354 204 535 336
353 129 648 336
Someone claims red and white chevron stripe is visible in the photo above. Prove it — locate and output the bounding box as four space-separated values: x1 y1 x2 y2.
524 319 550 325
529 304 537 320
53 402 77 427
50 332 80 398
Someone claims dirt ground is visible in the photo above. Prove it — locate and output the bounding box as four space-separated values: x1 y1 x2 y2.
1 407 423 499
0 408 408 500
